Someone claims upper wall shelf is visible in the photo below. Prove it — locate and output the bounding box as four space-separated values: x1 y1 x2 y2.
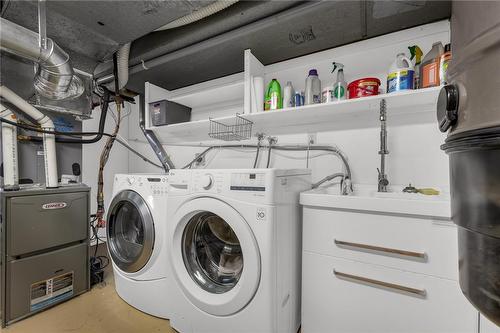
145 20 449 144
149 87 441 144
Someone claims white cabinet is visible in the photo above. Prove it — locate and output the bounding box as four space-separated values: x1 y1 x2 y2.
302 253 478 333
301 204 479 333
481 315 500 333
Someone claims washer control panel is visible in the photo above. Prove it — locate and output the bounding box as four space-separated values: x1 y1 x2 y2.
193 172 223 193
230 172 266 192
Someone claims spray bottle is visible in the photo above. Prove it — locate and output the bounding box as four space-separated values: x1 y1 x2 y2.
408 45 423 89
332 62 346 101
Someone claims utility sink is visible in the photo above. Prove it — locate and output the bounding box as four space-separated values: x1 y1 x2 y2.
300 184 451 219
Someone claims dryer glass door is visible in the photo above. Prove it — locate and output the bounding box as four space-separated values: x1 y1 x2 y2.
107 190 154 273
183 212 244 294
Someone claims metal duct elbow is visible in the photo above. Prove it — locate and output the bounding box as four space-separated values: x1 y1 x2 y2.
0 18 83 100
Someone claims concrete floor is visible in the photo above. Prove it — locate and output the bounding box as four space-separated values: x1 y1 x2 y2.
1 245 175 333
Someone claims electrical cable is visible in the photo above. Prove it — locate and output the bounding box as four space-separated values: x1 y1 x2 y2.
96 52 122 227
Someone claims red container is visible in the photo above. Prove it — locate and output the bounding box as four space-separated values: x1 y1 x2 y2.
347 78 381 99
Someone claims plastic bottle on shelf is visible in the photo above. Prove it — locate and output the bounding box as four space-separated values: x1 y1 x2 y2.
420 42 444 88
408 45 423 89
283 81 295 108
264 79 282 111
305 69 321 105
439 43 452 85
387 53 415 93
332 63 347 101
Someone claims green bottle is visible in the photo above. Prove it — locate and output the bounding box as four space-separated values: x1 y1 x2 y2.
264 79 282 111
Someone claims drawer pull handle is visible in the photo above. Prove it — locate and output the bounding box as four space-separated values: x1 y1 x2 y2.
334 239 427 260
333 270 427 297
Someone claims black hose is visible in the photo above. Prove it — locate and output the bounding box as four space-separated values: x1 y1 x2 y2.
253 140 261 168
266 146 272 168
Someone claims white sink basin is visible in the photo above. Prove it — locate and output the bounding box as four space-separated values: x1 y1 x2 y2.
300 184 451 219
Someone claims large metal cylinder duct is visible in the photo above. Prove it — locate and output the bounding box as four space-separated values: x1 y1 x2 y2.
0 104 19 190
0 86 58 188
0 17 83 100
437 1 500 325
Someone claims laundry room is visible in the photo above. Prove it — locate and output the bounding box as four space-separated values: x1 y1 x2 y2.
1 1 500 332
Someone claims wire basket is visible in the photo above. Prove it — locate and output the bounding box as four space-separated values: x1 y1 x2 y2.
208 114 253 141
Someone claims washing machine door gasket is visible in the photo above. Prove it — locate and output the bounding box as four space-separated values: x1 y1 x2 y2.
171 197 261 316
107 190 155 273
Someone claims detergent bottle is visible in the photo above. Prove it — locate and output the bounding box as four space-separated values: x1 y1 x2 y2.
264 79 282 111
408 45 423 89
305 69 321 105
387 53 414 93
420 42 444 88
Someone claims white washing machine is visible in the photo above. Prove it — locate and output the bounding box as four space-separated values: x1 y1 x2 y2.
106 174 171 318
166 168 311 333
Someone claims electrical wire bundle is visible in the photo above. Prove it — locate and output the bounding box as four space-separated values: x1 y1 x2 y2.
89 215 109 286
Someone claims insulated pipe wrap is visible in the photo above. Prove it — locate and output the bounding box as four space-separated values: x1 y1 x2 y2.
0 85 58 188
0 104 19 189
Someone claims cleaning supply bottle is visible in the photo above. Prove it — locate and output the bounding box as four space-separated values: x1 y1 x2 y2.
264 79 282 111
387 53 414 93
408 45 423 89
332 62 347 101
305 69 321 105
283 81 295 108
439 43 452 85
420 42 444 88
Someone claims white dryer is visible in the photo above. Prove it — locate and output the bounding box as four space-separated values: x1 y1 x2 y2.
106 174 171 318
166 169 311 333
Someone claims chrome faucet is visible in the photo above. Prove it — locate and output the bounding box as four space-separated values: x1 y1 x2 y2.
378 99 389 192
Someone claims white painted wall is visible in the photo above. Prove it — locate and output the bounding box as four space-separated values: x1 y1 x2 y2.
127 95 449 191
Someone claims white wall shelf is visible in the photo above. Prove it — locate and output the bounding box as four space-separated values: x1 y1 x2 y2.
149 87 441 143
145 20 449 144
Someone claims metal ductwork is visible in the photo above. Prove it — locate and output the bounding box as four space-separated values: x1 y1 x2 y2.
0 17 83 100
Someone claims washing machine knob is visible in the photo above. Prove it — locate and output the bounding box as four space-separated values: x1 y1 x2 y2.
201 175 213 189
437 84 459 133
126 176 135 185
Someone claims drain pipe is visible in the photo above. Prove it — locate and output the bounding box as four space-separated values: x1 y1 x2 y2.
0 104 19 190
139 95 175 172
0 86 58 188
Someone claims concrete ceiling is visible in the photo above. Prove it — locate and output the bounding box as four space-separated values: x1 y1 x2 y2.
0 0 216 72
1 1 451 92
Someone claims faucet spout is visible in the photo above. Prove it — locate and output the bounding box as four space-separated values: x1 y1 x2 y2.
378 99 389 192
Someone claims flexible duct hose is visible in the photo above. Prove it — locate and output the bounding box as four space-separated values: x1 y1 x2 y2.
106 43 131 91
155 1 239 31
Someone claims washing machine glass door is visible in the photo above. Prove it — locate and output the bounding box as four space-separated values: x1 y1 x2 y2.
107 190 154 273
183 212 244 294
172 198 261 316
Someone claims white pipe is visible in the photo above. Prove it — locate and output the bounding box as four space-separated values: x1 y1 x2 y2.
155 1 239 31
106 42 131 91
0 104 19 189
0 86 58 188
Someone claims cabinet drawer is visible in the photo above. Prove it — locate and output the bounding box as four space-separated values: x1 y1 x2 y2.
303 207 458 280
302 252 477 333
